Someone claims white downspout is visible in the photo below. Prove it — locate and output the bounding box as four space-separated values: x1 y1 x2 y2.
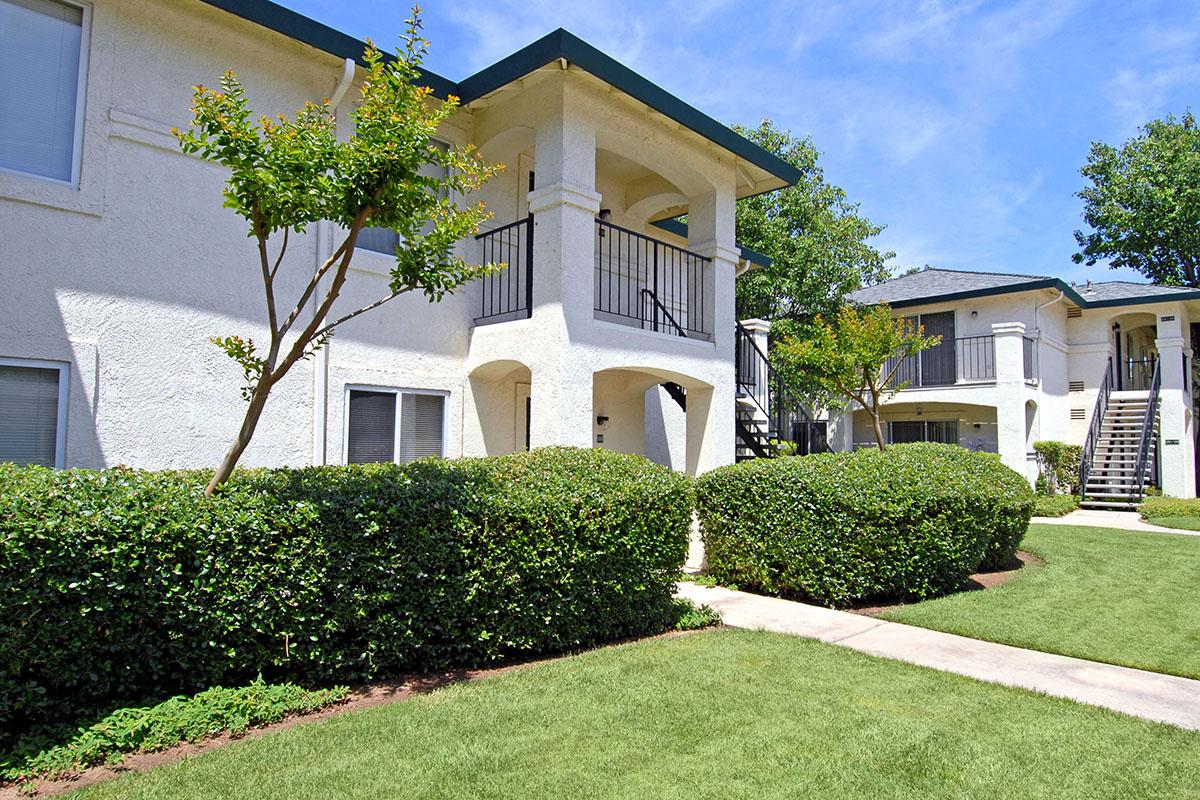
312 58 356 466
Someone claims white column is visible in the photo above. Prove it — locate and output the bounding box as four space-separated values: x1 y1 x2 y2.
525 77 599 450
992 322 1029 479
1156 331 1195 498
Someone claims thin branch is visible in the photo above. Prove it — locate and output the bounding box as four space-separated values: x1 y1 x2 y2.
253 208 279 351
270 227 290 281
311 286 416 340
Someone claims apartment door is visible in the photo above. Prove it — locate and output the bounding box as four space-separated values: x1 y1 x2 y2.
919 311 956 386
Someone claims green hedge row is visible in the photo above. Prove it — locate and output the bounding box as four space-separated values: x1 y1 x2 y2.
1033 494 1079 517
695 443 1034 606
0 448 691 750
1139 496 1200 519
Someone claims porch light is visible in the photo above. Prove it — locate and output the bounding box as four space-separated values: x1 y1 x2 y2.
596 415 610 429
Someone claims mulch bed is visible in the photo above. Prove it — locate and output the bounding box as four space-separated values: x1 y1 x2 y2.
2 628 710 799
849 550 1042 617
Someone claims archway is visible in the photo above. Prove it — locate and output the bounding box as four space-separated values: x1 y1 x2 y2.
466 359 532 456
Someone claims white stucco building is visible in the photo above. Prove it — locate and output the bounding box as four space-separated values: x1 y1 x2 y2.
842 269 1200 505
0 0 798 476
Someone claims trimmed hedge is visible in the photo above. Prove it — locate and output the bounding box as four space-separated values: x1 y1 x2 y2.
695 443 1034 607
1139 496 1200 520
1033 494 1079 517
0 448 690 751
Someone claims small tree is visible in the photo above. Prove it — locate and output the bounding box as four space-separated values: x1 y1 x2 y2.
1073 112 1200 285
174 14 500 495
775 304 941 450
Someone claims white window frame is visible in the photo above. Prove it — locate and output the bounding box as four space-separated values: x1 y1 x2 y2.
341 384 449 464
0 0 92 187
0 356 69 467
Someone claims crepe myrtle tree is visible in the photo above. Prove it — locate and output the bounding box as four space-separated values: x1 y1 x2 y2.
775 304 941 451
175 14 501 495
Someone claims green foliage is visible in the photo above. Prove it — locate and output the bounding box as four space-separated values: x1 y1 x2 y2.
1074 112 1200 285
1033 494 1079 518
5 679 348 780
775 304 941 447
670 600 722 631
695 443 1034 606
1139 496 1200 520
733 121 893 321
0 448 690 752
1033 441 1083 496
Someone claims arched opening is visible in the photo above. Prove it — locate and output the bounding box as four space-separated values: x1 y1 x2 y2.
467 359 532 456
1109 311 1158 391
593 366 713 475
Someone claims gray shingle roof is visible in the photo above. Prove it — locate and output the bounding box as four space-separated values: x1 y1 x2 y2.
1073 281 1200 303
848 268 1052 306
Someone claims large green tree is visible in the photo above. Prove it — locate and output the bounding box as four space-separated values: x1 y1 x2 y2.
734 121 894 324
176 15 499 494
1073 112 1200 285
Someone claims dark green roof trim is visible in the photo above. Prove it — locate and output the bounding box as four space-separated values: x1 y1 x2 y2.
871 277 1200 311
197 3 799 188
649 218 772 268
198 0 458 97
455 30 801 187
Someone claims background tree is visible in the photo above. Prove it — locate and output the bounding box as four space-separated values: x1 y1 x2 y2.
775 304 941 450
1073 112 1200 286
175 15 500 494
733 120 894 328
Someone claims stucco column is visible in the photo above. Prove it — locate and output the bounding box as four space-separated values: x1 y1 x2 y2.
525 78 599 450
992 322 1029 479
1155 333 1195 498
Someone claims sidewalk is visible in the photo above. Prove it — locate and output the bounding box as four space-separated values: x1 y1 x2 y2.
1033 508 1197 535
677 581 1200 731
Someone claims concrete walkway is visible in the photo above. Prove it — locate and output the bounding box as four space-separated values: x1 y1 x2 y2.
1033 508 1197 535
677 581 1200 731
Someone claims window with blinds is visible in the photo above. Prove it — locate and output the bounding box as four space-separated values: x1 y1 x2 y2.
357 141 450 254
889 419 958 445
0 0 87 183
346 389 444 463
0 363 65 467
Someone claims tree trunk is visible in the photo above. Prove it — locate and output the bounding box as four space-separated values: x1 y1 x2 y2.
869 408 886 451
205 379 274 496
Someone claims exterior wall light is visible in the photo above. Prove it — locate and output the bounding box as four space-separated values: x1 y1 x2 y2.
596 415 610 429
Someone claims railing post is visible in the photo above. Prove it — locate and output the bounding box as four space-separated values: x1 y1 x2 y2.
524 213 534 318
651 244 659 333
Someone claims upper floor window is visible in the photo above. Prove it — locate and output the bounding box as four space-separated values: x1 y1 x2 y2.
356 140 449 255
0 358 68 467
0 0 89 184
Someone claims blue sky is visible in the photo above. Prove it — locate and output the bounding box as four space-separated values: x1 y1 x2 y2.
278 0 1197 284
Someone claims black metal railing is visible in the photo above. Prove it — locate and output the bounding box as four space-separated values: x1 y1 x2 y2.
474 215 532 325
886 335 996 388
594 218 710 339
1079 357 1115 497
1023 336 1038 384
735 321 831 456
1134 359 1162 497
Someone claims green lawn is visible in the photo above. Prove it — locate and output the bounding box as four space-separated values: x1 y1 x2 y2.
883 523 1200 678
71 629 1199 800
1148 516 1200 531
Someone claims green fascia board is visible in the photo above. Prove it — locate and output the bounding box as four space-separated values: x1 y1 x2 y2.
649 218 772 268
197 4 800 187
454 30 802 187
872 278 1200 310
198 0 458 97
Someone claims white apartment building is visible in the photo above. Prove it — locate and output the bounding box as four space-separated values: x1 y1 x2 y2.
0 0 797 476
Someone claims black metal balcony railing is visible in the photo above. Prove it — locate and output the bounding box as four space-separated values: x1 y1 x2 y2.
474 215 532 325
886 335 996 388
1125 356 1157 391
735 322 831 456
594 218 710 339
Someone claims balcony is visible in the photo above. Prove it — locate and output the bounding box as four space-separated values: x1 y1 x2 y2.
884 335 1038 389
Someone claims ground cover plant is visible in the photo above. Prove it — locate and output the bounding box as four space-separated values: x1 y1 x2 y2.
1033 494 1079 517
882 524 1200 678
64 630 1200 800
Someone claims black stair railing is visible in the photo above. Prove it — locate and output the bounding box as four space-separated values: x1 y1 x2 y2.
734 321 831 457
474 215 533 325
1079 357 1115 498
1133 359 1162 497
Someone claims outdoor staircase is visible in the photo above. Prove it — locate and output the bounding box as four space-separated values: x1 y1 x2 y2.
735 399 777 461
1080 391 1158 510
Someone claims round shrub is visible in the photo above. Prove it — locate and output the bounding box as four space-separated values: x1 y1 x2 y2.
695 443 1034 607
0 447 690 752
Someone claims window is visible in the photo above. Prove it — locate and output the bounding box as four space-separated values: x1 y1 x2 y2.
0 359 68 467
356 140 450 254
345 388 445 464
0 0 89 183
890 419 958 446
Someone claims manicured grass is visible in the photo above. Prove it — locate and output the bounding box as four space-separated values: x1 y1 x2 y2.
70 629 1198 800
1147 516 1200 531
883 524 1200 678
